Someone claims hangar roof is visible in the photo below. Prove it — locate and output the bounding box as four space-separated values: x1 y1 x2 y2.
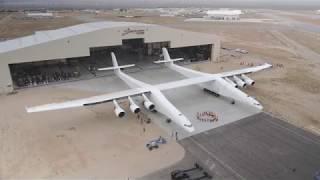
0 21 156 54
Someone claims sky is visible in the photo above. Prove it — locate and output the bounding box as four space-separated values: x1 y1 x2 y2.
1 0 320 9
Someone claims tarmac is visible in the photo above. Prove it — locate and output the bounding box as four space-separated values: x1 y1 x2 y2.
140 112 320 180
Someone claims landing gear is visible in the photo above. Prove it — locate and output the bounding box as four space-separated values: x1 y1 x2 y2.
203 88 220 97
166 118 172 123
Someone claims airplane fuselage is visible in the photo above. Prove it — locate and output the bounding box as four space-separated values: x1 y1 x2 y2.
116 68 194 132
148 87 194 132
166 62 262 110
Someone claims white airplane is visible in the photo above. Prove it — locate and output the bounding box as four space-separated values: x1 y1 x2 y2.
154 48 272 109
26 48 272 133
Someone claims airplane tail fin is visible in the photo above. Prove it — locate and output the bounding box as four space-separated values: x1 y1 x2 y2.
98 52 135 73
111 52 119 68
162 47 171 61
153 48 184 65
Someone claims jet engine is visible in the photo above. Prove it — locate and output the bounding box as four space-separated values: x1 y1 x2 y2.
128 96 140 114
142 94 155 111
241 74 255 86
233 75 246 88
224 77 238 88
113 100 126 118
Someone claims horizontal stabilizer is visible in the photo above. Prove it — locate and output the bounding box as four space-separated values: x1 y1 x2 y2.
154 58 184 64
98 64 135 71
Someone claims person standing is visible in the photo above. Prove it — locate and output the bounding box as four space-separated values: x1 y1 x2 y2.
175 131 178 141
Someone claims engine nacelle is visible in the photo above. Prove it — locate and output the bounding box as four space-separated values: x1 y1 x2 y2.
241 74 255 86
144 101 155 111
128 96 140 114
114 107 126 117
113 100 126 118
224 77 238 88
130 104 140 113
142 94 155 111
233 75 246 88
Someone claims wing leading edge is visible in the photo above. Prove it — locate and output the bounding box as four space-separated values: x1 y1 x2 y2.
26 88 150 113
26 75 219 113
219 63 272 78
155 63 272 91
26 64 272 113
156 76 217 91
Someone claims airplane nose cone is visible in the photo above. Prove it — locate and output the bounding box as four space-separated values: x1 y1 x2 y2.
255 104 263 110
183 123 195 132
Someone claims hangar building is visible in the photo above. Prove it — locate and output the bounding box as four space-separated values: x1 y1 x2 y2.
0 21 220 94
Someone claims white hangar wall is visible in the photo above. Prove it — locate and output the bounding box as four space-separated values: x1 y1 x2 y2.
0 21 220 94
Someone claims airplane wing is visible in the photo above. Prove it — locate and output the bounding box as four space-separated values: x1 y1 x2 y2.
156 63 272 91
26 64 272 113
26 88 150 113
156 76 217 91
219 63 272 78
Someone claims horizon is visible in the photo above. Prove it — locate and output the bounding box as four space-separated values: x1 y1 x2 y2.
1 0 320 10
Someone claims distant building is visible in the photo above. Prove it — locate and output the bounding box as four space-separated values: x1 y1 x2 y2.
205 9 242 21
82 9 101 14
160 14 176 17
26 12 53 18
317 10 320 14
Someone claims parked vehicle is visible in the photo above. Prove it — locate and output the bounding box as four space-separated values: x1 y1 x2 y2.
171 163 212 180
146 141 159 151
146 136 167 151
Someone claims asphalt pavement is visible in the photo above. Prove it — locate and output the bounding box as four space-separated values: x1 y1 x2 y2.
141 112 320 180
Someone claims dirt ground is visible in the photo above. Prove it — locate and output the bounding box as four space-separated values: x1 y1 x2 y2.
282 14 320 26
283 30 320 54
0 12 83 39
0 86 184 179
1 9 320 178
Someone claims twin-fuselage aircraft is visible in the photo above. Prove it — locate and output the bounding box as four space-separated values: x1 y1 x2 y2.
26 48 272 132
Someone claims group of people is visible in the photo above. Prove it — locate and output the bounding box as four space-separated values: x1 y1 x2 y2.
196 111 219 123
88 64 98 76
13 70 80 88
274 63 284 68
136 112 152 133
239 61 257 66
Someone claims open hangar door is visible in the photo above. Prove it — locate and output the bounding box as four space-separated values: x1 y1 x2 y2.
167 44 212 62
89 39 170 67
